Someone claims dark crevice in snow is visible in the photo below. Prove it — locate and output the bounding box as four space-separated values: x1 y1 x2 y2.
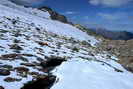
21 75 56 89
21 56 66 89
40 56 66 72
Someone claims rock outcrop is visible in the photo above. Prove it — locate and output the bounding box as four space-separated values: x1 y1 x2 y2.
39 6 68 23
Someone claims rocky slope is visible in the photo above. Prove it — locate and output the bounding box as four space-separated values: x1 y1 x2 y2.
0 1 133 89
75 24 133 73
98 39 133 72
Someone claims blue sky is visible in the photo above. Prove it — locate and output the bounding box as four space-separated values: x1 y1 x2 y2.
11 0 133 32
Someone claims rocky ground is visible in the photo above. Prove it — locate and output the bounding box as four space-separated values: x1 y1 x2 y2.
97 39 133 72
0 13 101 89
75 24 133 73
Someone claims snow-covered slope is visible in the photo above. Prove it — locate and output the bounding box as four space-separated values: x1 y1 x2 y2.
52 57 133 89
0 0 98 46
0 0 51 19
0 1 133 89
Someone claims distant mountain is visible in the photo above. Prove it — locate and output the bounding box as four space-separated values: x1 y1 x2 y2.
92 28 133 40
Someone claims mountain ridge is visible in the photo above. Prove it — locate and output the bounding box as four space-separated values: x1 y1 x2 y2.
92 28 133 40
75 24 133 40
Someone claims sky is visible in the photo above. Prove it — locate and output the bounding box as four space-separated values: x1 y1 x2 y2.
10 0 133 32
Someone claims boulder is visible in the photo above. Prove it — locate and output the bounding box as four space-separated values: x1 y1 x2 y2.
0 69 10 76
14 67 29 73
0 86 4 89
4 77 21 82
10 44 23 50
21 75 56 89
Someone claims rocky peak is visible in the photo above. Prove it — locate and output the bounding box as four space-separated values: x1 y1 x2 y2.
39 6 68 24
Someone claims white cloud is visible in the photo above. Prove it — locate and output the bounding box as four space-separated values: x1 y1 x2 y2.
98 12 129 21
89 0 133 7
64 11 78 15
98 13 118 20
